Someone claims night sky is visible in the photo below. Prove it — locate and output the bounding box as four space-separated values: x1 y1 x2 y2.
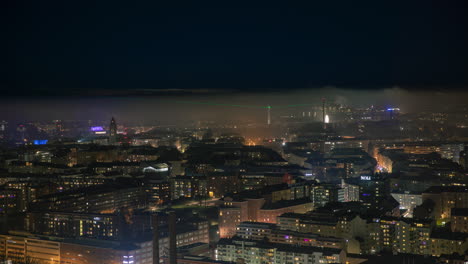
2 1 468 96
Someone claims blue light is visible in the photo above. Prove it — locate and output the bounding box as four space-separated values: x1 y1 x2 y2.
33 140 48 145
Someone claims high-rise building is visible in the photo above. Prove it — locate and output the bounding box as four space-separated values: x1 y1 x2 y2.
109 117 117 145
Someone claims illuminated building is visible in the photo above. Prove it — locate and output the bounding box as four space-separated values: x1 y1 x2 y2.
430 230 468 257
235 221 342 249
268 229 342 249
0 120 7 140
341 180 360 202
460 146 468 169
277 212 367 241
343 174 390 209
310 183 344 207
172 175 207 200
219 195 313 238
206 173 239 198
235 222 275 240
25 212 123 239
438 143 465 163
59 174 107 189
391 192 423 217
0 188 20 214
0 233 61 264
239 173 285 191
0 232 136 264
450 208 468 233
1 216 209 264
32 183 146 213
393 219 431 255
146 178 171 206
166 256 234 264
216 237 345 264
422 186 468 221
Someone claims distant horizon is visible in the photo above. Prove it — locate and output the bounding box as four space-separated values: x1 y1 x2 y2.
2 87 468 124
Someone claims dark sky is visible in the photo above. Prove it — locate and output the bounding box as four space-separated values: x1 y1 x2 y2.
2 1 468 96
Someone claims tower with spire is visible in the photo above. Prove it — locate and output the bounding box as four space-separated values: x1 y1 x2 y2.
109 117 117 145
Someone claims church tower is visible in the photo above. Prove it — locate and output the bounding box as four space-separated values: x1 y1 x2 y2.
109 117 117 145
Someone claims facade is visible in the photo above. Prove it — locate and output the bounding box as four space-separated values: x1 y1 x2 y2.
391 192 423 217
32 184 146 213
451 208 468 233
235 222 275 240
25 212 123 239
310 183 343 206
0 218 209 264
0 188 20 214
216 237 346 264
430 231 468 257
219 197 313 238
393 219 431 255
207 174 239 198
422 186 468 221
235 222 343 250
145 178 171 206
0 233 62 264
172 176 207 200
341 180 360 202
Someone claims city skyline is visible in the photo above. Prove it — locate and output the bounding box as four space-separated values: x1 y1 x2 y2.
2 1 468 264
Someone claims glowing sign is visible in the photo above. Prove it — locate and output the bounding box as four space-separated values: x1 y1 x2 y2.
360 175 371 181
90 126 104 131
143 166 169 173
387 108 400 111
33 140 48 145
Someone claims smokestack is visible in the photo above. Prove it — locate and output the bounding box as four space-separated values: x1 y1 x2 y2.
168 211 177 264
152 214 159 264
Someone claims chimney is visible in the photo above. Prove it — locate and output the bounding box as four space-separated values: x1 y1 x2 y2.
168 211 177 264
152 214 159 264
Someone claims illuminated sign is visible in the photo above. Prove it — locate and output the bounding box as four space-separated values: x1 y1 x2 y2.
33 140 48 145
143 166 169 173
360 175 371 181
387 108 400 111
90 126 104 131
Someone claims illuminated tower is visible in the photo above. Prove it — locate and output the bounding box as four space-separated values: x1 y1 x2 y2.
322 98 326 129
109 117 117 145
267 106 271 125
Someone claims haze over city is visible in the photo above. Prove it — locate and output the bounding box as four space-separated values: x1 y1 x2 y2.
1 1 468 264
